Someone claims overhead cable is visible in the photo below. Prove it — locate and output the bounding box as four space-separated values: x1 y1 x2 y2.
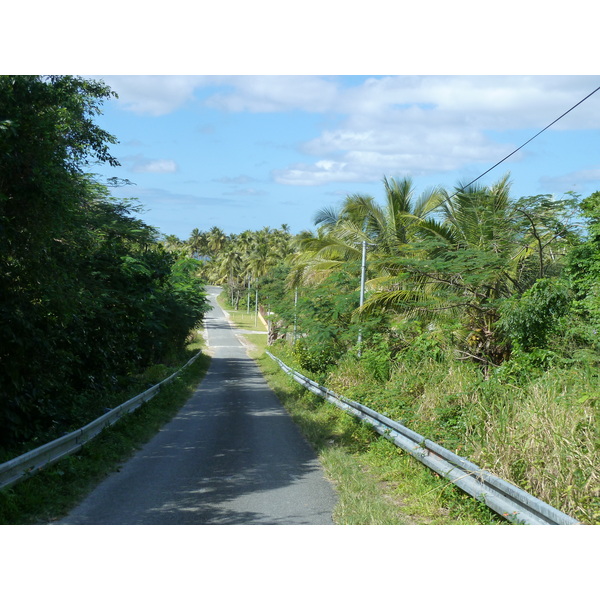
451 82 600 196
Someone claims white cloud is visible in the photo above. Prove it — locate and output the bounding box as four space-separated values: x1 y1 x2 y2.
336 75 600 130
273 160 360 186
99 75 208 116
204 75 339 113
103 75 600 187
200 75 600 127
540 166 600 193
270 75 600 185
128 157 178 173
276 119 517 185
100 74 600 126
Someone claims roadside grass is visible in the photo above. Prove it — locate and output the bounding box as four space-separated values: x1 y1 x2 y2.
223 289 595 524
220 303 268 333
0 335 210 525
243 338 503 525
325 350 598 524
227 293 502 524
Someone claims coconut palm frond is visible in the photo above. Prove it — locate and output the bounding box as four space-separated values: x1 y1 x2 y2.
417 217 457 245
383 176 414 215
314 205 341 228
413 185 446 218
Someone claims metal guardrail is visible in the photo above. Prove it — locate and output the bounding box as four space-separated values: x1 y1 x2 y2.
0 351 203 490
267 351 580 525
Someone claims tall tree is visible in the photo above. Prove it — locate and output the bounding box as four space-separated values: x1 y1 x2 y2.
361 175 576 366
291 176 445 287
0 76 121 443
187 228 208 259
207 226 227 256
565 190 600 346
0 77 210 448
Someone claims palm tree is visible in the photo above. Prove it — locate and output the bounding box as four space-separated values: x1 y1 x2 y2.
187 228 208 259
162 234 186 254
360 175 536 366
218 248 243 306
207 226 227 257
247 240 278 280
289 176 445 287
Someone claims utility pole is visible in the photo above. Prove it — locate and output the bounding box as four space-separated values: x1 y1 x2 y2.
247 276 251 313
293 287 298 344
254 288 259 327
357 240 367 357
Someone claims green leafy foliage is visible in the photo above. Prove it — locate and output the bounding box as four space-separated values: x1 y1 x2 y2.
347 178 579 367
264 182 600 523
290 272 362 373
566 191 600 336
497 278 571 351
359 334 392 382
0 76 209 451
288 269 389 375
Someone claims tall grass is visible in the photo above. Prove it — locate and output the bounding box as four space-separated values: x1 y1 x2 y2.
324 349 599 524
256 347 501 524
471 371 599 524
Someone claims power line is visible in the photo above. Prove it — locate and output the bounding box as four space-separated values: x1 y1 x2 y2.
450 83 600 197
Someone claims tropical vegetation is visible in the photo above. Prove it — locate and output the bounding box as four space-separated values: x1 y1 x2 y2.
0 76 209 457
1 75 598 524
207 175 598 524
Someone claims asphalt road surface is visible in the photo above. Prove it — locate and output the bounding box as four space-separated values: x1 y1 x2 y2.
58 286 337 525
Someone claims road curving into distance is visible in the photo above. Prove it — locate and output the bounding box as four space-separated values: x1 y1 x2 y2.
58 286 337 525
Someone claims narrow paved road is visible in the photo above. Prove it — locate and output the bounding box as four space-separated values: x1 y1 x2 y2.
58 286 337 525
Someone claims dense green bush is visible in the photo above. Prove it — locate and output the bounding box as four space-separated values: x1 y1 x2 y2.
497 278 571 352
0 77 209 450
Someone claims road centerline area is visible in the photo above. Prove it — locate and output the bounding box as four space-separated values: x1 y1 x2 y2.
58 286 337 525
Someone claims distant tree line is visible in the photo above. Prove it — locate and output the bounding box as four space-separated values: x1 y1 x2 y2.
163 224 293 310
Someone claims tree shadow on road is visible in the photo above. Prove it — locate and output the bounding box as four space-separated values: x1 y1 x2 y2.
60 356 336 525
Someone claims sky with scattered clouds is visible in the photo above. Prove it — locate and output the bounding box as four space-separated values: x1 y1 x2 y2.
88 75 600 240
5 2 599 242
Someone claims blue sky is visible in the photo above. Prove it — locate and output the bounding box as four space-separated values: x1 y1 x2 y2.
87 75 600 240
5 2 599 242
